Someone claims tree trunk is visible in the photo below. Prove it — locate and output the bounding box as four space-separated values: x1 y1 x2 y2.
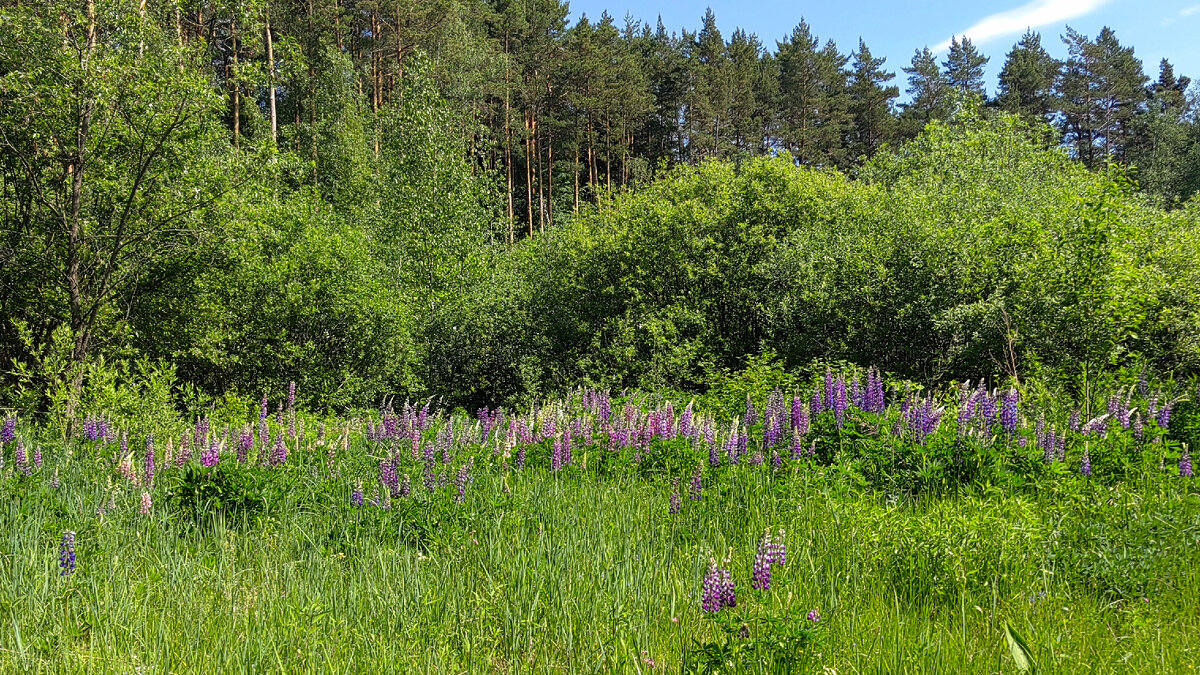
232 18 240 148
525 110 534 238
504 33 514 242
265 5 277 145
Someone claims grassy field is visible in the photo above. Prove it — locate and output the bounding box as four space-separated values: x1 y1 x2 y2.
2 389 1199 673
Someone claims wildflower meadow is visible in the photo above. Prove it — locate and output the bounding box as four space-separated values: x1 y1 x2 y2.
2 369 1198 672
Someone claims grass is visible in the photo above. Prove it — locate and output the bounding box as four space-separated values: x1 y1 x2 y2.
1 433 1198 673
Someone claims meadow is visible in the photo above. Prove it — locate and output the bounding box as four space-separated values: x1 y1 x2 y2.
2 372 1198 673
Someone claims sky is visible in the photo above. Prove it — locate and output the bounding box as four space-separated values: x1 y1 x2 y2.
566 0 1200 97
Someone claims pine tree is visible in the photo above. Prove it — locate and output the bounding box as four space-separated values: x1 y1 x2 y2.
900 47 951 137
846 39 899 159
942 36 988 96
996 30 1059 121
775 21 850 166
1056 26 1146 167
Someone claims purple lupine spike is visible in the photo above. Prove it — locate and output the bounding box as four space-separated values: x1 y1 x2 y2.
201 440 219 468
1157 403 1172 430
453 459 473 503
176 433 192 467
399 474 411 497
669 479 682 515
720 565 737 609
32 445 42 469
260 394 269 420
690 463 703 499
701 561 724 613
749 451 764 467
1069 410 1081 433
1000 389 1019 434
287 382 296 409
680 402 693 439
144 435 155 485
868 367 886 413
379 459 397 495
59 531 76 576
709 435 721 467
551 435 563 472
1180 446 1193 478
271 435 287 466
833 377 848 428
1133 413 1144 441
1 417 15 445
850 376 863 410
772 450 782 470
752 531 773 590
810 391 822 418
238 428 253 463
771 530 787 566
275 404 284 427
352 479 364 506
1081 449 1092 477
743 394 758 428
15 440 29 475
738 431 748 457
791 433 804 460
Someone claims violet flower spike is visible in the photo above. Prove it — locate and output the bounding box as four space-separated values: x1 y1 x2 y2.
59 531 76 576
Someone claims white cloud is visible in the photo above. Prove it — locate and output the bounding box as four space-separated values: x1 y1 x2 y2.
933 0 1111 52
1180 4 1200 17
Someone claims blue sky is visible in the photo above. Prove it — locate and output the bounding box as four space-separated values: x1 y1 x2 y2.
567 0 1200 96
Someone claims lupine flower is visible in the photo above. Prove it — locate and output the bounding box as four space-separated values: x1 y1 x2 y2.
807 609 820 623
770 529 787 566
400 474 411 497
669 479 682 515
1081 449 1092 477
379 459 397 495
238 428 253 463
1069 410 1081 433
0 417 15 445
15 440 29 475
701 560 736 612
454 460 473 503
709 437 720 467
1180 446 1193 478
832 377 848 428
1000 389 1019 434
809 391 822 418
551 435 563 472
752 534 773 590
176 433 193 467
1133 413 1144 441
144 435 155 485
744 394 758 428
351 479 365 506
689 463 703 500
749 451 764 467
772 450 782 471
60 531 76 576
200 441 220 468
1157 403 1172 430
32 445 42 470
271 436 287 466
791 433 804 460
140 491 152 515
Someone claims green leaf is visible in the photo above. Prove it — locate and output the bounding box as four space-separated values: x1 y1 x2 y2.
1004 622 1037 673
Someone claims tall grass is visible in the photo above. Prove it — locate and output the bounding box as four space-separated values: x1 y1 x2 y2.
2 444 1197 673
